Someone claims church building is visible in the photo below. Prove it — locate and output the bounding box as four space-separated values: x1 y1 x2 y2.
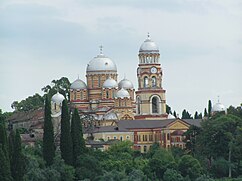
68 34 168 123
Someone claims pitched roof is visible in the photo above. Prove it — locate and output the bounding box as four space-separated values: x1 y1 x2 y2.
118 119 176 130
7 107 44 123
183 119 202 127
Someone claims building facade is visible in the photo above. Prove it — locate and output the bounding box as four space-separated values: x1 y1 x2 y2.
135 34 167 120
69 35 167 121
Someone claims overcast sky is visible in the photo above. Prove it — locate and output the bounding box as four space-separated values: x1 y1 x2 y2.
0 0 242 116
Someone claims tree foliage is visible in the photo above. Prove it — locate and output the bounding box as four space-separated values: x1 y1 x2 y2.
0 144 12 181
60 100 73 165
204 108 208 117
183 125 202 156
43 96 55 166
11 77 71 112
182 109 193 119
42 77 70 101
71 108 85 166
208 100 212 118
11 94 44 112
163 168 183 181
147 148 177 180
178 155 202 181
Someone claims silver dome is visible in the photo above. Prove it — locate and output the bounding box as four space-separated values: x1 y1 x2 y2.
103 112 118 120
103 77 118 88
212 102 226 112
118 78 134 89
51 92 65 104
70 79 87 90
86 54 117 73
168 114 175 119
139 36 159 54
116 88 130 98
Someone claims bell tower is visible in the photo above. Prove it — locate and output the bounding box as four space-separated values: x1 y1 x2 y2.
135 34 167 120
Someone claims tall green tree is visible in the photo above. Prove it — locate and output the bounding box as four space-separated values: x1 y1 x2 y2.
147 148 177 180
71 108 85 166
183 125 202 156
0 144 12 181
163 169 183 181
8 131 14 177
43 96 55 166
204 108 208 117
0 123 9 157
12 129 24 181
0 121 12 181
166 104 172 115
194 111 198 119
173 111 177 118
178 155 202 180
197 114 242 176
208 100 212 117
182 109 192 119
42 77 71 100
60 100 73 165
11 93 44 112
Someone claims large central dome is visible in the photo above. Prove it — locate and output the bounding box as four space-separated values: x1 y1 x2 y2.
86 53 117 73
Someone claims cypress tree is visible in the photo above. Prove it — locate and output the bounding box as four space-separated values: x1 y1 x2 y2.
208 100 212 117
12 129 24 181
182 109 187 119
43 95 55 166
8 131 14 177
194 111 198 119
173 111 177 118
60 99 73 165
0 123 9 158
0 144 11 181
204 108 208 117
71 108 85 166
0 123 12 181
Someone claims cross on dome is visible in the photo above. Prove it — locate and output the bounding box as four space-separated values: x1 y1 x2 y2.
99 45 103 54
217 95 220 103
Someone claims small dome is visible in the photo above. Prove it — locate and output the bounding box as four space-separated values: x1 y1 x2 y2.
51 92 65 104
139 35 159 54
118 78 134 89
86 53 117 73
168 114 175 119
70 79 87 90
116 88 130 98
103 112 118 120
103 77 118 88
212 102 226 113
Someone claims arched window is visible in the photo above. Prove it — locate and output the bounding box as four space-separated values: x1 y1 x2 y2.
98 76 101 87
106 90 109 99
137 97 141 114
74 92 77 100
152 96 159 113
144 76 148 88
152 76 156 87
91 76 94 88
112 90 115 98
54 103 57 110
